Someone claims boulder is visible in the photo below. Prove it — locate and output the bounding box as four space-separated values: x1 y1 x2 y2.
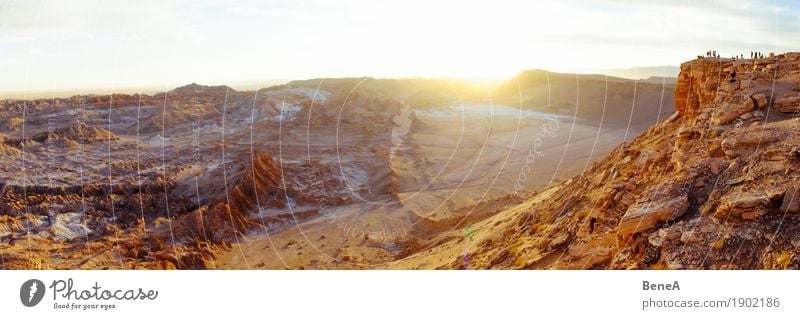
780 186 800 214
715 191 771 219
711 99 754 125
618 195 689 236
658 228 682 241
774 95 800 113
718 80 740 93
752 94 769 108
720 124 791 158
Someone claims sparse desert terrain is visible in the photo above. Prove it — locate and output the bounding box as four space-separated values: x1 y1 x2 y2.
31 64 798 269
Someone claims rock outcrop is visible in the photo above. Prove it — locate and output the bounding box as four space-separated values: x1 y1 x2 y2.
619 194 688 236
773 94 800 113
5 122 119 147
171 151 286 243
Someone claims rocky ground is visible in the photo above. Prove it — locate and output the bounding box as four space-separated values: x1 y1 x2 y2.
387 53 800 269
1 69 687 270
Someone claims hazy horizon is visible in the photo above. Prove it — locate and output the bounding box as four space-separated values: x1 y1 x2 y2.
0 65 678 99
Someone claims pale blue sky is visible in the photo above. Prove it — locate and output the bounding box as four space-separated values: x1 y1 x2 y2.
1 0 798 94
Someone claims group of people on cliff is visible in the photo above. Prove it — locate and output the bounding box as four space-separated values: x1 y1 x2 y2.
705 50 719 58
703 50 769 60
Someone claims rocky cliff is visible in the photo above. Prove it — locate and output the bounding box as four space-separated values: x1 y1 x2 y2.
395 53 800 270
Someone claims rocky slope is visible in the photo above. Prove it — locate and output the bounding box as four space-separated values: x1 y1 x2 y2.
391 53 800 270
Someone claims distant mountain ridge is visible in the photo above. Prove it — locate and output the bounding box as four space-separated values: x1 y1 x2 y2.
492 69 676 128
591 65 680 80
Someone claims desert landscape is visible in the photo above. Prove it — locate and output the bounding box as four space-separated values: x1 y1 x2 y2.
6 1 800 318
1 52 799 270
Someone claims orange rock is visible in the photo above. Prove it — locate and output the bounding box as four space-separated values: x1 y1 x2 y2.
618 195 689 236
